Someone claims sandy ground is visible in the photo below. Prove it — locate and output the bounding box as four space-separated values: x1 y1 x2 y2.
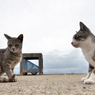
0 74 95 95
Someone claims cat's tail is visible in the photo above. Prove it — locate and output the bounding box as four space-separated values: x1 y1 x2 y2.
0 74 16 82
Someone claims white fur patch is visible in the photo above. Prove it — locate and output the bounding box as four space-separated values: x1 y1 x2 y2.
73 36 95 84
84 73 95 84
72 39 80 46
81 72 91 82
81 37 95 67
73 37 95 67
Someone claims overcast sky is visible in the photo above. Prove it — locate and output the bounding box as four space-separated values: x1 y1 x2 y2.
0 0 95 74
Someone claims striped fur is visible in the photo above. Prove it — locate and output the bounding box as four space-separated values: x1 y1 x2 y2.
0 34 23 82
71 22 95 84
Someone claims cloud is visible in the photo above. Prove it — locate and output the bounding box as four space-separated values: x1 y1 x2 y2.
43 49 88 74
0 0 95 74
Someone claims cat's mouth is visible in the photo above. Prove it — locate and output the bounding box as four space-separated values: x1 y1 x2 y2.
10 49 17 53
71 42 79 48
11 51 16 53
12 50 15 53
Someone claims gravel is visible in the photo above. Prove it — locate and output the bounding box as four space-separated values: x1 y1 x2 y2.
0 74 95 95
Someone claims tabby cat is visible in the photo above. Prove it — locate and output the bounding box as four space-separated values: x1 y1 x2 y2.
0 34 23 82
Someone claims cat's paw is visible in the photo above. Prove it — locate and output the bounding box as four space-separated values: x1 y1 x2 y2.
9 74 17 82
9 78 17 82
81 77 87 82
84 79 95 84
13 78 17 82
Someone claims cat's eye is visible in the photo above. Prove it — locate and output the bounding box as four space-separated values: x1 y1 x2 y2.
8 44 12 47
15 44 19 47
74 35 78 39
74 35 83 41
78 36 83 38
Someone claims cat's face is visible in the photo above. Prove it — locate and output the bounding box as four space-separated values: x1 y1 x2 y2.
71 22 90 48
4 34 23 53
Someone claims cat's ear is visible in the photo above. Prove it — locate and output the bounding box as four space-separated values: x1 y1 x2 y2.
17 34 23 43
80 22 86 30
79 22 88 31
4 34 11 40
80 22 90 33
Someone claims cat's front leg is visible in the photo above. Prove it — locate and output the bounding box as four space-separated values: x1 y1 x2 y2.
6 70 17 82
84 71 95 84
2 63 17 82
11 68 14 74
6 68 18 82
81 72 91 82
81 64 94 82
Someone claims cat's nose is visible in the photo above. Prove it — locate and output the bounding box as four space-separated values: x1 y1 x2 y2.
71 42 73 45
12 48 15 51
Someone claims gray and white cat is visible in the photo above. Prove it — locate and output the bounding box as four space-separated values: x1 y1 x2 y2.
71 22 95 84
0 34 23 82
